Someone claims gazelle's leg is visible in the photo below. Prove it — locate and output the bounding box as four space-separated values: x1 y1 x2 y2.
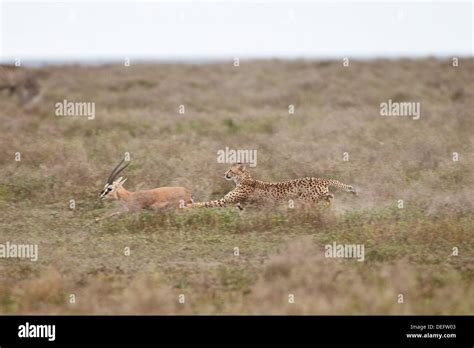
95 211 123 223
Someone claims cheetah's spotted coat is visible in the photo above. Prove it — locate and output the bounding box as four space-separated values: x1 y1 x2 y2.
191 164 357 208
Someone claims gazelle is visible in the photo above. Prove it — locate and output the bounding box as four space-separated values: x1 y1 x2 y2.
96 159 193 222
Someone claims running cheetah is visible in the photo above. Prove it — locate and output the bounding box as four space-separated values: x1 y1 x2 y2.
189 163 357 208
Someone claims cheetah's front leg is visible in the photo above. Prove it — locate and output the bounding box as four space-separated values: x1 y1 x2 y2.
187 190 245 208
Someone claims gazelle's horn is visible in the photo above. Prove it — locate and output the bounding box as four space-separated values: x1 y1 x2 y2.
111 162 129 182
106 159 124 183
107 159 129 184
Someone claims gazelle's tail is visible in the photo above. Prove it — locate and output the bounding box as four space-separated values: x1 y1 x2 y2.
326 179 358 195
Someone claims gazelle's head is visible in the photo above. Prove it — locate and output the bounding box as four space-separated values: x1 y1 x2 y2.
99 159 130 199
224 163 251 184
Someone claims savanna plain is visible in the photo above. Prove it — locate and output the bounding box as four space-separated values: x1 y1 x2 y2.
0 58 473 314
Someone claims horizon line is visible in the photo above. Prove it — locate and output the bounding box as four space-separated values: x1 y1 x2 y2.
1 54 472 67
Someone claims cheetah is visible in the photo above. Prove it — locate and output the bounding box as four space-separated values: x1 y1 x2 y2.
189 163 357 209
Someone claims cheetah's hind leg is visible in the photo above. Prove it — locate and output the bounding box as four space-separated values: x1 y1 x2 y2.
314 192 333 209
324 192 334 203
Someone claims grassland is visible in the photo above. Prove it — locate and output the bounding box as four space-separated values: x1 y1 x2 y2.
0 58 473 314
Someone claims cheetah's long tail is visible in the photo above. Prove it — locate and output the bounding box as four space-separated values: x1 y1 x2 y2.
326 179 358 195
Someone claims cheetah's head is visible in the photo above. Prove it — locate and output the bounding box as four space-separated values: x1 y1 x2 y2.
224 163 251 183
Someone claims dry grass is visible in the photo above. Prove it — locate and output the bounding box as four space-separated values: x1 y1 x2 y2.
0 58 473 314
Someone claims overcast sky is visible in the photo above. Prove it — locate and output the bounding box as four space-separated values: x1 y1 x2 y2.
0 0 472 63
